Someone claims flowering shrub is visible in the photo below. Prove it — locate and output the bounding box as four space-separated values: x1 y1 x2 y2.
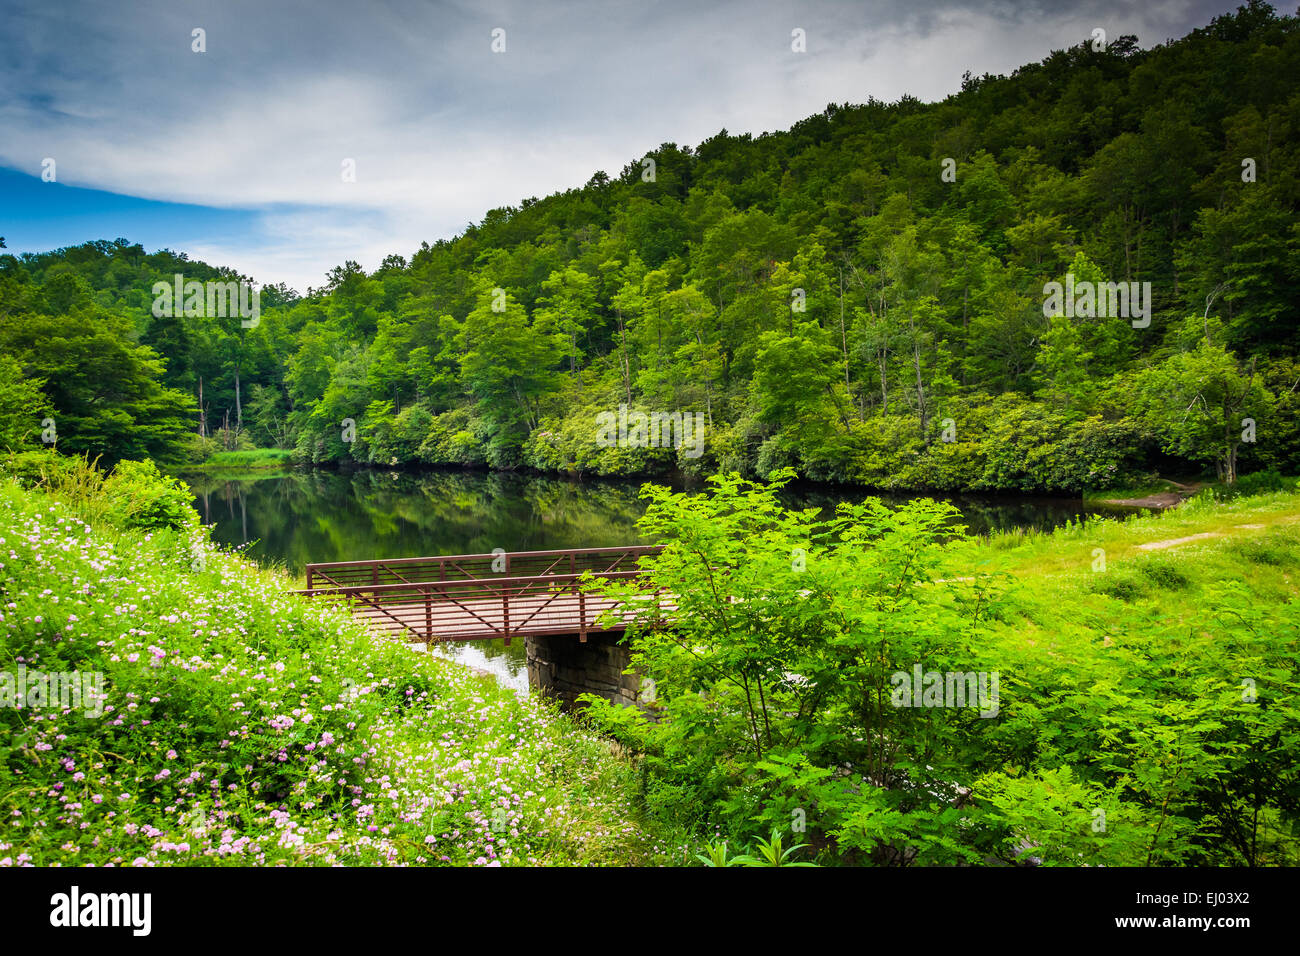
0 480 693 867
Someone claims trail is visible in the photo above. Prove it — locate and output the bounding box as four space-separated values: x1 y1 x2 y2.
1137 532 1222 551
1098 478 1204 510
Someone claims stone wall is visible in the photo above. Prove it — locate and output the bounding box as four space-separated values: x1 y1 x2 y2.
524 632 648 709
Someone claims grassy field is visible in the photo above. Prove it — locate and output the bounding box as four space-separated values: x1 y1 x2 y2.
960 488 1300 675
977 488 1300 574
944 490 1300 865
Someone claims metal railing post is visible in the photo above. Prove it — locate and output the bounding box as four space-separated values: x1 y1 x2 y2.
502 589 510 646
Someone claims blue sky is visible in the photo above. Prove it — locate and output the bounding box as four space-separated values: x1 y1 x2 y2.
0 168 256 259
0 0 1235 294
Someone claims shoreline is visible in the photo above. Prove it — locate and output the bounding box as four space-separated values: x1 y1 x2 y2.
177 455 1169 504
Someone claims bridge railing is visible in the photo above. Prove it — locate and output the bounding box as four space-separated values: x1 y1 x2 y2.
303 545 663 591
296 548 672 643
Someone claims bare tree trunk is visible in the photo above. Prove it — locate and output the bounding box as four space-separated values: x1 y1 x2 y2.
838 268 853 412
198 377 207 438
909 311 927 440
617 308 632 406
914 338 927 439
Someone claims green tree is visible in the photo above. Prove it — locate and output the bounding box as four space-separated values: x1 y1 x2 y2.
0 354 52 451
1127 331 1270 483
0 308 195 463
459 283 564 461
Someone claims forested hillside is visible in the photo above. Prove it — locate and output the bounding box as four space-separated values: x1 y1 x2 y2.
2 1 1298 492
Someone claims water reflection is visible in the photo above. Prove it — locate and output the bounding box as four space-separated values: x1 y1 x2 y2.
185 467 651 572
412 638 529 694
185 467 1127 570
182 466 1131 691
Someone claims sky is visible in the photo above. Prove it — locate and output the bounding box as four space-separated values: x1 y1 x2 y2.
0 0 1241 294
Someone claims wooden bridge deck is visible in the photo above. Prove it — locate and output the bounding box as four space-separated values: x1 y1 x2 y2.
294 546 669 643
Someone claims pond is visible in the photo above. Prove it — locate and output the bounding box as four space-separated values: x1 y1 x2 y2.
183 466 1133 692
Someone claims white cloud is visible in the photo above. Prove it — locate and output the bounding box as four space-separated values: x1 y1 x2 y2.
0 0 1231 290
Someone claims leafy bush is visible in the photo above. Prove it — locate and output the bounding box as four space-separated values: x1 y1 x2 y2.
582 470 1007 862
1088 570 1147 601
180 431 221 463
0 353 51 450
360 401 434 465
754 395 1147 493
416 407 489 467
1136 558 1191 590
1227 527 1300 567
101 459 199 531
579 471 1300 865
523 400 683 478
202 448 294 469
1233 469 1294 497
0 447 81 487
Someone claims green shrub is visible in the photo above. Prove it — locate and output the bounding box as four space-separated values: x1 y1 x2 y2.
1 450 110 523
101 459 199 531
1233 469 1293 497
0 447 79 487
1227 528 1300 567
180 431 221 463
1136 558 1191 590
416 407 489 467
523 402 681 478
1088 571 1147 601
202 448 294 469
360 401 434 464
0 353 52 450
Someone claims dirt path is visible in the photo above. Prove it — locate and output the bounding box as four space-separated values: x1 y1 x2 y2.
1137 532 1222 551
1099 479 1205 510
1133 518 1281 553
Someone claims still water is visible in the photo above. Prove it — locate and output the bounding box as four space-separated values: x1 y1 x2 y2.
184 466 1128 691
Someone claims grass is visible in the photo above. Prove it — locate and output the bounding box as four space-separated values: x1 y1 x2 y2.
0 478 698 867
975 488 1300 572
943 488 1300 865
1082 479 1182 501
194 448 295 471
960 487 1300 686
1084 471 1300 503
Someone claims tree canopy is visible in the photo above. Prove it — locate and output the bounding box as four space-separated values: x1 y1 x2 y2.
2 3 1297 487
